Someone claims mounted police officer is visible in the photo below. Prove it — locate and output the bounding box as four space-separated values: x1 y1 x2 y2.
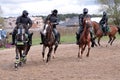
11 10 33 45
40 9 59 44
76 8 95 47
99 11 108 36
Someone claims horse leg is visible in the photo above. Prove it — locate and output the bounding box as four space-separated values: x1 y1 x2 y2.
19 50 23 66
26 45 31 55
110 36 116 45
93 37 98 47
14 48 19 69
83 45 86 51
53 44 58 59
86 44 91 57
106 36 112 47
42 45 46 61
80 46 85 59
78 46 81 58
108 36 112 44
46 47 53 63
22 48 28 64
98 37 101 46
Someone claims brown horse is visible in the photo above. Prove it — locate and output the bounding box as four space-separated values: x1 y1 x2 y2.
92 21 120 46
41 21 59 62
14 24 33 69
78 17 92 59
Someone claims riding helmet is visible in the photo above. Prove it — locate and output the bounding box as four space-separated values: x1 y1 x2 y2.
22 10 29 17
83 8 88 14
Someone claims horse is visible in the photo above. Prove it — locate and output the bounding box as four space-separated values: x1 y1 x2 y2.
78 17 92 59
14 23 33 69
92 21 120 46
41 21 60 63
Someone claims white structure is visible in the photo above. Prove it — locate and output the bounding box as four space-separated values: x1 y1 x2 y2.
91 17 101 23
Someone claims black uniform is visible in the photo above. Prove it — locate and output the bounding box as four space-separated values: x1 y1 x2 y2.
76 8 95 47
11 10 32 45
40 9 59 44
99 11 108 35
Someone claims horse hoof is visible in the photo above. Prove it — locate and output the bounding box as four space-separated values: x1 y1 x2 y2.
52 55 55 59
15 68 18 71
86 55 89 57
19 62 22 66
14 63 18 69
23 59 27 64
43 58 46 62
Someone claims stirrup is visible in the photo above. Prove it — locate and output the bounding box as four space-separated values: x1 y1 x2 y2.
76 41 79 45
40 42 43 45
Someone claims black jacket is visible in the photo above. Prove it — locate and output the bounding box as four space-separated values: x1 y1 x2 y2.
16 16 32 29
45 14 59 28
79 14 91 26
99 15 108 25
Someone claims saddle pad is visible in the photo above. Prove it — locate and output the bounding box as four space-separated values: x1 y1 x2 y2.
16 42 24 45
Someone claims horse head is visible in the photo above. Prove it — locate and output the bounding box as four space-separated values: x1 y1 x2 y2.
16 23 28 45
83 17 92 29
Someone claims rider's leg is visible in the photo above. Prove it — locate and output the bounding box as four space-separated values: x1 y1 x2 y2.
90 30 95 47
76 27 83 45
40 31 44 44
28 32 33 46
11 27 17 45
53 28 59 44
40 25 46 44
104 25 108 36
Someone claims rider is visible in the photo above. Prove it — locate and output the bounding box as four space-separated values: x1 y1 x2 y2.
40 9 59 44
11 10 33 45
76 8 95 47
99 11 108 36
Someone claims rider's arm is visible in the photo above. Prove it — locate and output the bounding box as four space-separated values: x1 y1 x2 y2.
44 14 51 24
15 16 21 25
28 18 33 29
105 16 108 25
53 17 59 25
79 14 83 26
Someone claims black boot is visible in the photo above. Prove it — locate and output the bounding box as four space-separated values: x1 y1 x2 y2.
40 32 44 44
11 33 15 45
57 32 61 44
91 38 95 47
28 33 33 46
76 33 80 45
90 32 95 47
55 35 58 44
102 27 106 36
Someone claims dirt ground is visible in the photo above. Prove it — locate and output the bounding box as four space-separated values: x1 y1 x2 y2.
0 40 120 80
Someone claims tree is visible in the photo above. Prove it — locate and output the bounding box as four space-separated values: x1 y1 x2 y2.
96 0 120 25
0 6 4 28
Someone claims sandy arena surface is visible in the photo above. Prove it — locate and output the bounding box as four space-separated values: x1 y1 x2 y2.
0 41 120 80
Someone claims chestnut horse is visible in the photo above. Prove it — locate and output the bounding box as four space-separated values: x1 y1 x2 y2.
92 21 120 46
78 17 92 59
41 21 60 62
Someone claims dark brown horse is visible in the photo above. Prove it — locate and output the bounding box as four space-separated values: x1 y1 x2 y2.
41 21 59 62
92 21 120 46
14 24 33 69
78 17 92 59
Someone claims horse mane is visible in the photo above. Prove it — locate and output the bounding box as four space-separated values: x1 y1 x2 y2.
79 17 91 44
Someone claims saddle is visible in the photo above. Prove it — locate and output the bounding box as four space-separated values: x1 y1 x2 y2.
101 24 110 34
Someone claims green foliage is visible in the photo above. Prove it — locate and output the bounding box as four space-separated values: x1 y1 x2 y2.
32 35 76 45
60 35 76 43
96 0 120 26
0 6 4 28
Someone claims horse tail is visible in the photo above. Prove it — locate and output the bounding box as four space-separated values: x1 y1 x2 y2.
117 26 120 34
